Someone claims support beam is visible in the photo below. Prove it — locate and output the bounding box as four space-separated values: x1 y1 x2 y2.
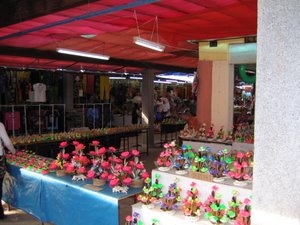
0 0 160 41
0 46 195 73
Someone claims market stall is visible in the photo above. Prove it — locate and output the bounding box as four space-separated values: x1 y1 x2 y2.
5 164 142 225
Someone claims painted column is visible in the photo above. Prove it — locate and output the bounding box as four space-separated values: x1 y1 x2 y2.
211 61 234 132
196 61 212 128
197 39 243 132
252 1 300 225
142 69 155 147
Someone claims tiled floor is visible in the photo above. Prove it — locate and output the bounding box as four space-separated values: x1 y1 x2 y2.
1 132 170 225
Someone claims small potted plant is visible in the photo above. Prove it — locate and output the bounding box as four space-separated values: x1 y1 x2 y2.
108 155 133 193
151 174 164 204
156 145 173 171
182 182 202 222
189 146 213 182
198 123 206 140
203 186 230 224
160 182 182 215
227 190 242 220
125 212 143 225
172 146 190 175
234 197 251 225
206 124 215 140
227 151 253 186
209 148 233 183
86 140 107 186
65 142 90 181
49 141 70 176
137 177 157 209
129 149 149 188
216 126 225 142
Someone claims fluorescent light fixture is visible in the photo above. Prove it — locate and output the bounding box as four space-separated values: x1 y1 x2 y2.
130 76 143 80
109 77 126 80
133 36 165 52
156 74 194 83
57 48 110 60
154 80 172 84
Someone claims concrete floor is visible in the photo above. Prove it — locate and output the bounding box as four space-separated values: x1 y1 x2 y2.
1 132 170 225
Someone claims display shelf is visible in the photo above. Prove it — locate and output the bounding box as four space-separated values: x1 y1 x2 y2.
132 202 235 225
132 168 252 225
181 138 253 152
151 169 252 203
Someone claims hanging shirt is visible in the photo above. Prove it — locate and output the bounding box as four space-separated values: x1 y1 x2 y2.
4 111 21 131
33 83 46 102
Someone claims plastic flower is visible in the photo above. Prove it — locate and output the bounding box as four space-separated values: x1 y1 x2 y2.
91 140 100 146
132 149 140 157
109 178 119 188
121 151 131 159
125 215 132 222
123 177 133 186
108 146 117 153
86 170 95 179
59 141 68 148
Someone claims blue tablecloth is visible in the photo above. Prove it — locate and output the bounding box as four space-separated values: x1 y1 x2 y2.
4 165 141 225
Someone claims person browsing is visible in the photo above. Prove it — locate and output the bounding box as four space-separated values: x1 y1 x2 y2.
0 122 16 219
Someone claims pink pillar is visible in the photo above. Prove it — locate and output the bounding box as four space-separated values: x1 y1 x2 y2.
196 61 212 128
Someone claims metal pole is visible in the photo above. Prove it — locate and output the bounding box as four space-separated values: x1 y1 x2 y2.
24 105 28 136
12 105 15 137
82 104 85 127
93 104 96 129
51 104 54 134
38 104 41 135
101 104 104 128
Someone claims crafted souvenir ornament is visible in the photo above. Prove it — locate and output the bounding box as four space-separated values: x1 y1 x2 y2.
182 182 202 222
203 186 230 224
160 182 182 215
227 151 253 186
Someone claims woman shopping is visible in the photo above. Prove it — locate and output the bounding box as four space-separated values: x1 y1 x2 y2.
0 122 16 219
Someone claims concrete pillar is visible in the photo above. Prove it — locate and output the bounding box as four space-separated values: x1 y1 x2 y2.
252 1 300 225
63 73 74 112
141 69 155 147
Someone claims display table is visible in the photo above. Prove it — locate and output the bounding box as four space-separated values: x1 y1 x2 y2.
4 165 142 225
180 137 254 152
131 169 252 225
14 127 149 157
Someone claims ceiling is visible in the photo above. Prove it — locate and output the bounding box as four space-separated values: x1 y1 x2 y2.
0 0 257 74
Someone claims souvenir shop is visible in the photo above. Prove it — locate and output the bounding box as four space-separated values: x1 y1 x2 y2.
0 1 298 225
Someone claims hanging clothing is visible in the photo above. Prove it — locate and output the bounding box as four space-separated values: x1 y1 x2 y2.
4 111 21 131
33 83 46 102
100 76 110 101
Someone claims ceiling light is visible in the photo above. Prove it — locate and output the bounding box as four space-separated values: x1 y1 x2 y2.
109 77 126 80
130 76 143 80
57 48 110 60
133 36 165 52
154 80 171 84
80 34 97 39
156 73 195 83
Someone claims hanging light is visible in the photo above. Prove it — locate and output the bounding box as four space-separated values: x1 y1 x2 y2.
133 36 165 52
57 48 110 60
